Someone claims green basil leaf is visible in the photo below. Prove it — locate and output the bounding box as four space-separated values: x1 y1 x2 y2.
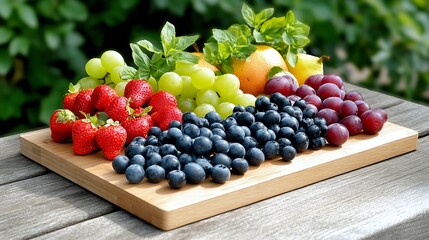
218 42 232 60
286 51 298 68
232 45 256 59
130 43 151 79
241 3 256 28
169 51 199 64
137 40 162 53
174 35 199 51
212 29 235 44
150 53 174 79
202 42 219 66
160 21 175 53
254 7 274 29
260 17 286 34
120 66 137 80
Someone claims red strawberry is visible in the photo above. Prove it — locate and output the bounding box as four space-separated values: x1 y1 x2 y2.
124 79 153 108
49 109 76 143
62 83 80 110
105 96 131 123
73 89 95 119
91 85 119 111
71 117 99 155
96 119 127 160
148 90 177 113
151 107 182 131
122 115 154 144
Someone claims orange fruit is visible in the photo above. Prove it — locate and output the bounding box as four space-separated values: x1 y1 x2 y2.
232 45 288 96
286 53 325 86
192 52 219 72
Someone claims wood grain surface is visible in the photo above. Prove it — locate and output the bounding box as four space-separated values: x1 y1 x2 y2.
19 121 418 230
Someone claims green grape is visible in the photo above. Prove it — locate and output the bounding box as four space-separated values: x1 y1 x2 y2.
100 50 125 73
77 77 100 89
216 102 235 119
85 58 107 79
193 103 215 118
110 66 126 84
191 67 215 90
175 61 199 76
235 93 257 107
147 77 158 93
180 76 198 98
213 73 240 98
104 74 114 85
158 72 183 96
196 89 219 107
114 81 128 96
177 97 197 113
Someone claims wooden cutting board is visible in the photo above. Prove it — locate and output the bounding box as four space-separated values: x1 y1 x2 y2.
20 122 418 230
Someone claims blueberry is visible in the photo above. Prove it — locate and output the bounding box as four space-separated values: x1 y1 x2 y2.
183 162 206 184
182 123 200 138
280 116 299 131
277 137 292 149
194 156 213 175
309 137 326 150
262 140 280 160
145 152 162 168
112 155 130 174
279 146 297 161
213 139 230 154
303 107 317 118
241 136 258 150
268 124 280 136
209 122 225 131
228 142 246 159
306 124 321 139
211 127 226 139
130 136 146 146
193 136 213 156
166 127 182 143
197 117 210 128
263 110 281 126
125 164 145 184
270 92 290 109
145 135 159 146
282 105 295 115
148 126 162 137
221 116 237 130
158 130 169 144
226 125 245 142
167 170 186 189
236 111 255 126
205 111 221 124
211 153 232 168
176 134 193 152
233 105 246 113
278 126 295 139
255 128 271 144
130 154 145 168
145 165 166 183
313 117 327 127
241 126 251 137
160 154 180 174
210 134 223 142
159 143 178 157
293 99 307 110
182 111 199 124
168 120 182 129
249 121 266 135
254 111 265 122
300 118 314 129
245 105 257 115
268 129 277 141
199 127 213 138
292 106 303 122
178 152 194 168
231 158 249 175
142 145 159 158
246 147 265 166
255 96 271 111
292 132 309 153
125 143 145 159
210 164 231 184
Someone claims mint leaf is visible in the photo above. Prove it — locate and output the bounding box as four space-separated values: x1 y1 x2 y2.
175 35 199 51
161 21 175 54
137 40 162 54
120 66 137 80
169 51 199 64
241 3 256 28
130 43 151 79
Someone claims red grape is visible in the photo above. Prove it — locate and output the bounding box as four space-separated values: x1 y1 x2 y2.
264 75 298 96
295 84 316 99
326 123 349 146
321 74 344 88
373 108 388 123
317 108 340 126
361 110 384 134
317 83 341 100
338 100 358 118
344 91 364 102
355 100 371 116
320 97 343 112
339 115 363 135
303 94 322 109
304 74 324 91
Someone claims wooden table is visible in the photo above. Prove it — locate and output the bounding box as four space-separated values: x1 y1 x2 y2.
1 84 429 239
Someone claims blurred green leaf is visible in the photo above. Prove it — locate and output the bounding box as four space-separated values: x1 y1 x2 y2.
8 36 30 56
58 0 88 21
44 29 61 49
0 0 13 19
0 48 13 75
17 3 38 28
0 27 14 44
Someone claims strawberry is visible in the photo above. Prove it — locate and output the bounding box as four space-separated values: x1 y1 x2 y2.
71 116 99 155
151 107 182 131
73 89 95 119
105 96 131 123
122 115 154 144
91 85 119 111
96 119 127 160
124 79 153 108
49 109 76 143
148 90 177 113
62 83 81 110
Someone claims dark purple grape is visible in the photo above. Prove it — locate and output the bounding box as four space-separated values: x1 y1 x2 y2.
317 83 341 100
303 94 322 109
338 100 358 118
343 91 364 102
316 108 340 126
355 100 371 116
326 123 349 147
304 74 324 91
339 115 363 135
320 97 343 112
321 74 344 88
361 110 384 135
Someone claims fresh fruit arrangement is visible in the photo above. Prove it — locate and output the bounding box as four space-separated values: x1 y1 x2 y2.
49 3 387 189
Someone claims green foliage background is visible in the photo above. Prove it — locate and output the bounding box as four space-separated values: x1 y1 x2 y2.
0 0 428 136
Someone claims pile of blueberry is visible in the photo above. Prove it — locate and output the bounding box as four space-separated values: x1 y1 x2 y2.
112 92 328 189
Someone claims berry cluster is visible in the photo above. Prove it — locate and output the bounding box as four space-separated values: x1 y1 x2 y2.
112 92 328 189
49 80 183 160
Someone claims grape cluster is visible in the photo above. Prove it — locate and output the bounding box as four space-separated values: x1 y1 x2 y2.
112 93 327 189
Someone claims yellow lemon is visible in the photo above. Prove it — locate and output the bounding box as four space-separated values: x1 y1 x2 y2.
286 53 327 86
